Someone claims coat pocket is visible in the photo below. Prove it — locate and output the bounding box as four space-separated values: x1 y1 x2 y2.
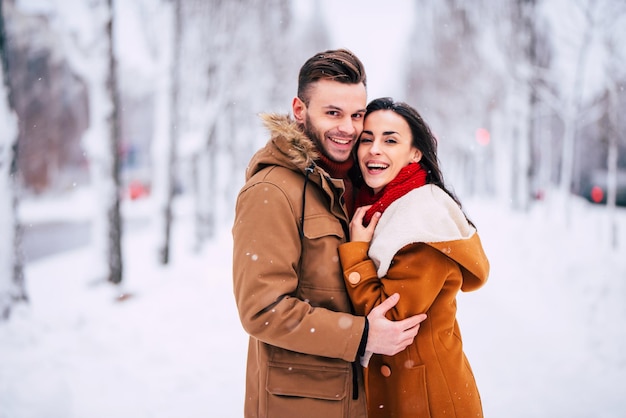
302 214 345 240
265 362 349 417
299 214 348 309
267 362 348 399
366 357 431 418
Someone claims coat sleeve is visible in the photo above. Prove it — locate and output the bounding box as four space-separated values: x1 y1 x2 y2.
338 241 456 319
233 181 365 362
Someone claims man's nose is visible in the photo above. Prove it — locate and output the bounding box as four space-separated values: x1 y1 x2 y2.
338 116 356 135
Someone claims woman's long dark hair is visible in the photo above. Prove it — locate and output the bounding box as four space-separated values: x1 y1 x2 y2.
358 97 472 224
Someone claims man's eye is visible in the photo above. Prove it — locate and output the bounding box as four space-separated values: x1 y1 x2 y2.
352 113 364 119
327 111 340 116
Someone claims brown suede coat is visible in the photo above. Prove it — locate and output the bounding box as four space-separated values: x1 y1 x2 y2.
338 185 490 418
232 114 367 418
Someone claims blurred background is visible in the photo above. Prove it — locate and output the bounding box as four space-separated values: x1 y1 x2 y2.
1 0 626 417
1 0 625 287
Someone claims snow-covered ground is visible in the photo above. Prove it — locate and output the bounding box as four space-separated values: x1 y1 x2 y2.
1 190 625 418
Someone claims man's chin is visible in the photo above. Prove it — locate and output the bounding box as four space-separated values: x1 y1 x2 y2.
327 150 353 163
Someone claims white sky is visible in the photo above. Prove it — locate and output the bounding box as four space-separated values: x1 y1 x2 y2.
295 0 415 100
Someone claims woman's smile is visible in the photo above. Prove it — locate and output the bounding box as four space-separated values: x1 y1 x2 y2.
358 110 420 194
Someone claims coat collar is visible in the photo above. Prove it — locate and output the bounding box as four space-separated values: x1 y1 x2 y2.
369 185 477 277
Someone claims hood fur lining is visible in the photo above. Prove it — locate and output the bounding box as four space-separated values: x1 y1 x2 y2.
260 113 319 171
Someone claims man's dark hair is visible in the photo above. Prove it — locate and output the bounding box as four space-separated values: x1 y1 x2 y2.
297 48 367 105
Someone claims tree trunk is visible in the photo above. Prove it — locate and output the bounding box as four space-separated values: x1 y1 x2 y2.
193 124 217 250
510 84 531 211
105 0 123 283
606 86 619 249
509 0 537 212
558 7 594 224
157 0 181 265
56 0 124 284
0 1 26 319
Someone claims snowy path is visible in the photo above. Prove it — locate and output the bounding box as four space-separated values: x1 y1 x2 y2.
460 199 626 417
1 197 625 418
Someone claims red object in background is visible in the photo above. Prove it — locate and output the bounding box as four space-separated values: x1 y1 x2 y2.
128 180 149 200
590 186 604 203
534 189 545 201
475 128 490 146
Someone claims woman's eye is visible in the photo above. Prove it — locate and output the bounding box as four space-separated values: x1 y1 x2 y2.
359 137 373 143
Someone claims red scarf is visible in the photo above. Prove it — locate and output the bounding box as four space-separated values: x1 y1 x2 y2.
355 162 427 226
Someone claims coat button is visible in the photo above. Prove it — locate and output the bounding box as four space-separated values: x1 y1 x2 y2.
348 272 361 284
380 365 392 377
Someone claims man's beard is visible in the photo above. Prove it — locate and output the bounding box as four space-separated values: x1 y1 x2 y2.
303 113 324 152
301 113 356 163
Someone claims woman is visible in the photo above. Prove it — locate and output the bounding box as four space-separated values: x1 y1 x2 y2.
338 97 490 418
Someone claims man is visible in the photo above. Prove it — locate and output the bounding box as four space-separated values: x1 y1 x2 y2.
232 49 426 418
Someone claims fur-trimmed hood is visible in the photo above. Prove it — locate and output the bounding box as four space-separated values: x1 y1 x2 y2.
246 113 319 181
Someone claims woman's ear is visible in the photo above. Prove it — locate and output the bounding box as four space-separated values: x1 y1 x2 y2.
411 149 423 163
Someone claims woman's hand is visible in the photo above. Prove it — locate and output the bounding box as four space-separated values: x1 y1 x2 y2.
349 205 381 243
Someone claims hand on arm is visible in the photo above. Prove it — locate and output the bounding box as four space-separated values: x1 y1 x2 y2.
364 293 427 357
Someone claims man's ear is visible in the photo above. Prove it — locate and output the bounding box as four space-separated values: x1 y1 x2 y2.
292 96 306 123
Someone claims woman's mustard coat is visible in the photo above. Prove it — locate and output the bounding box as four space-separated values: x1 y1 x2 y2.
338 185 490 418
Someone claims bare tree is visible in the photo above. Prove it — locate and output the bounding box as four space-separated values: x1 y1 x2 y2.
604 86 619 248
105 0 123 282
466 0 546 210
156 0 180 265
48 0 123 283
124 0 182 264
404 0 502 199
403 0 625 221
602 9 626 248
509 0 542 211
556 1 595 217
178 0 297 249
0 0 26 319
524 0 626 225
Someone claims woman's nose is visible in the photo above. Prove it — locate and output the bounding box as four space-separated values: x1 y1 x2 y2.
369 139 381 154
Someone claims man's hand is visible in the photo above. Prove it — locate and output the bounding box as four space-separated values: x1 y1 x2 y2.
365 293 427 356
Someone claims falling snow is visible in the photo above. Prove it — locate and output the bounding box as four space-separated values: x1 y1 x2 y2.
0 192 623 418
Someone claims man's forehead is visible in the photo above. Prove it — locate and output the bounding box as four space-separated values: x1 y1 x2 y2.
308 80 367 111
